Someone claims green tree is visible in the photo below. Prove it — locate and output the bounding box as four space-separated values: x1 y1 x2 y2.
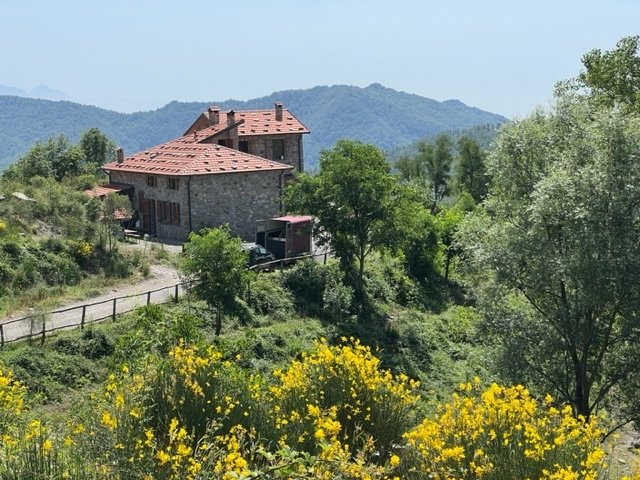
576 35 640 112
2 135 89 182
80 128 116 166
287 139 414 309
458 95 640 426
87 193 132 252
454 136 488 203
181 226 247 336
425 135 453 212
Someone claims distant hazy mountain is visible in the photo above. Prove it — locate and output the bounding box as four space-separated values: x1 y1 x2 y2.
0 84 507 171
0 83 68 101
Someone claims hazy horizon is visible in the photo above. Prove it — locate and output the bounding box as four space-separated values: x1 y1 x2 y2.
1 0 638 118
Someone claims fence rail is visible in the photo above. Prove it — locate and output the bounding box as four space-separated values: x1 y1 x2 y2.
0 282 186 348
0 250 332 348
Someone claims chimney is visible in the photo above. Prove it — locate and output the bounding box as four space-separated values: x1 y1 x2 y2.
116 147 124 164
227 110 236 127
208 106 220 125
275 102 283 121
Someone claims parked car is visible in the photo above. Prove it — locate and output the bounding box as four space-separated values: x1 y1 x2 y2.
243 243 276 270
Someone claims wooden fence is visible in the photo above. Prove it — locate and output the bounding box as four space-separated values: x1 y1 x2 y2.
0 250 332 348
0 282 186 348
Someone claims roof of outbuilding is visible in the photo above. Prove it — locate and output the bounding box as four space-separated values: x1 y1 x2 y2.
83 183 133 198
103 137 293 176
187 108 310 140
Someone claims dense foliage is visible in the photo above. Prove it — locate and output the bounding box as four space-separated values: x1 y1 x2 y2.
0 130 140 314
181 227 248 336
458 38 640 428
0 335 614 479
286 140 424 310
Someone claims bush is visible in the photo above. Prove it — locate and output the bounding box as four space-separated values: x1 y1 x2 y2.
103 251 131 278
113 305 204 365
268 338 420 457
246 273 294 319
402 381 605 480
365 253 418 307
322 264 354 321
281 259 357 321
2 346 100 402
281 259 326 315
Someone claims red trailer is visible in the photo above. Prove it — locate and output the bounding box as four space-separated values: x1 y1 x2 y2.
256 215 313 261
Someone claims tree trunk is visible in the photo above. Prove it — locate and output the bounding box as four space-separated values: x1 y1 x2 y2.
444 250 452 281
215 307 222 336
574 362 591 421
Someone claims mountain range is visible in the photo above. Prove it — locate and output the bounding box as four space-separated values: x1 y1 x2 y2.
0 84 507 171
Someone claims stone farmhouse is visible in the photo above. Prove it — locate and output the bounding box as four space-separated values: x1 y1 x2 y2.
102 103 309 241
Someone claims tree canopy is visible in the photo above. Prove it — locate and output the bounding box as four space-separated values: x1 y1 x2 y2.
576 35 640 112
181 226 248 336
286 139 417 309
454 136 488 203
459 94 640 425
2 129 115 183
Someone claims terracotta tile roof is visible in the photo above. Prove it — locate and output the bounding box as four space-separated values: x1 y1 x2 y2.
103 137 293 176
83 183 133 198
189 119 245 142
191 108 310 140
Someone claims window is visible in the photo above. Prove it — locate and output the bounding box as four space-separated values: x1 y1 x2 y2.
156 201 180 225
167 178 179 190
218 139 234 149
218 139 227 147
146 176 157 187
239 140 249 153
272 139 284 160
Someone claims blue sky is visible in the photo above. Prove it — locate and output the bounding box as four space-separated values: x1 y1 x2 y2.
1 0 638 117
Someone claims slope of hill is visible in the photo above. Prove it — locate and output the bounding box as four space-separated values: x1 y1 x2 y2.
0 84 507 171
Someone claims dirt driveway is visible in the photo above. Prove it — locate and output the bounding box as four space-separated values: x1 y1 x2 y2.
0 263 184 344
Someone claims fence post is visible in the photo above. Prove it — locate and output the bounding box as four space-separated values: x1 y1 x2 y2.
41 317 46 345
0 324 4 349
324 252 327 264
81 305 86 330
174 284 179 303
147 291 151 305
112 298 117 321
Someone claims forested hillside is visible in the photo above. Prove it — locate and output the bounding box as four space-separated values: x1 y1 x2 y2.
0 84 506 171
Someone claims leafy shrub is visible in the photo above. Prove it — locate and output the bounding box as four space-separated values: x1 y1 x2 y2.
281 259 357 321
246 273 294 319
79 328 115 360
268 338 420 456
322 264 354 321
402 381 605 480
365 253 418 307
103 251 131 278
113 305 204 365
2 346 100 402
281 258 326 315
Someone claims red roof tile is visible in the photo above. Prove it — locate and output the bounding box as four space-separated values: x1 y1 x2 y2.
103 137 293 176
189 108 309 140
83 183 133 198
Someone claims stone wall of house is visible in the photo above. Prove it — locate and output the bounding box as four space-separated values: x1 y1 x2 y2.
241 134 303 172
108 171 191 240
108 169 286 242
190 170 284 241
